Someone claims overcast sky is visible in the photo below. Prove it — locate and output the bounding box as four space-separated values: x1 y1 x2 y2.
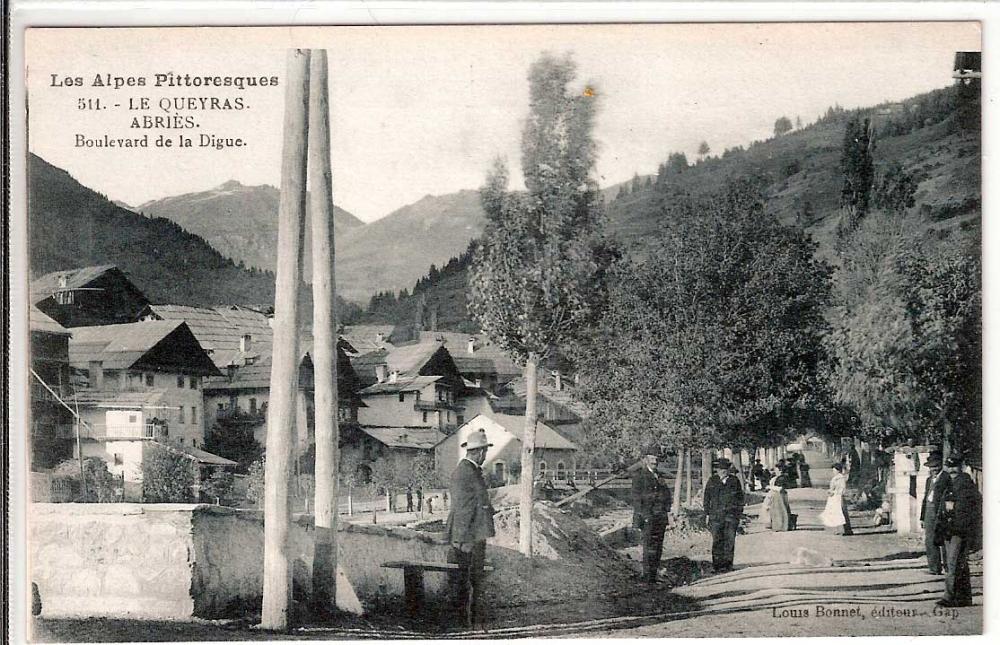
26 23 980 222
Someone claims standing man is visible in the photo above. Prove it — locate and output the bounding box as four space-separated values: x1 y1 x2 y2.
919 451 949 575
443 429 496 627
703 457 744 573
406 485 414 513
750 459 765 492
937 454 981 607
631 445 672 583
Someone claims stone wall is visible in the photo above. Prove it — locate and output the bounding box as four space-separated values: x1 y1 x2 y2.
29 503 454 620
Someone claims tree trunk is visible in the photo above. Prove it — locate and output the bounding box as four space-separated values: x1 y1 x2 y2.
685 449 693 505
701 449 712 495
309 49 340 617
347 488 353 516
730 448 745 490
672 449 684 516
261 48 311 633
518 353 539 556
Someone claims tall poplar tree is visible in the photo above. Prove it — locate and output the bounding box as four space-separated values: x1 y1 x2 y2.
469 53 611 556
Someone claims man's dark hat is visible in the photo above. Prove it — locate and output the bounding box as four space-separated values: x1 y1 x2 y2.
945 454 964 468
925 453 943 467
642 444 662 457
714 457 732 470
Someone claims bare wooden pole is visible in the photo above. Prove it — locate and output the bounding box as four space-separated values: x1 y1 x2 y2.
518 353 539 555
671 449 684 513
261 48 311 633
308 48 340 616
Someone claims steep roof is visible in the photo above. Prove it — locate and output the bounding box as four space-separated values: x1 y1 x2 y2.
417 330 521 379
359 426 445 450
151 441 238 466
29 305 70 335
341 325 396 356
385 340 447 375
360 375 442 395
69 389 169 409
149 304 272 368
459 412 578 451
69 321 220 376
30 264 119 304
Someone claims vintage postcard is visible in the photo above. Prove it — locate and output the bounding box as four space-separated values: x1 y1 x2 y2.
11 19 984 640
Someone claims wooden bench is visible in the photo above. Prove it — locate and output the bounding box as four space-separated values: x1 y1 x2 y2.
381 560 495 617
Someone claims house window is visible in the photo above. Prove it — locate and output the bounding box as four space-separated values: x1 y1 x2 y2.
113 453 124 466
193 439 198 448
145 373 154 387
398 392 405 403
447 411 451 422
191 406 197 424
179 407 185 424
249 398 257 414
494 461 505 481
539 461 548 477
128 414 138 424
177 376 185 388
422 411 428 423
556 461 566 480
189 377 197 390
457 415 465 426
55 290 74 305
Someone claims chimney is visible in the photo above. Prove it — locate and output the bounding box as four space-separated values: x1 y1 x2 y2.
375 332 384 345
554 370 562 391
388 370 399 384
267 316 274 329
467 337 476 355
240 334 252 352
375 364 387 383
88 361 103 389
474 378 482 389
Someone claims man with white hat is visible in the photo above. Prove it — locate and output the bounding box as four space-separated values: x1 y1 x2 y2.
444 429 497 627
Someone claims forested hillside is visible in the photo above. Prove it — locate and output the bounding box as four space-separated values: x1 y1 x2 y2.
28 154 279 306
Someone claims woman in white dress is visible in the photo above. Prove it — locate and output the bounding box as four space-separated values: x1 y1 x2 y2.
820 463 853 535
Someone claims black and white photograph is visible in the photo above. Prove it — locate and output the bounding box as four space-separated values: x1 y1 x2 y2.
8 17 985 641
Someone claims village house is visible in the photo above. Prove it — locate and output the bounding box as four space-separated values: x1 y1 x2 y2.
66 320 227 477
340 324 396 357
435 412 579 486
29 306 75 470
416 330 521 393
31 264 151 328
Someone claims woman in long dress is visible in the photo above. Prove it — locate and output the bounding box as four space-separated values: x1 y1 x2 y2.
821 463 853 535
767 469 792 531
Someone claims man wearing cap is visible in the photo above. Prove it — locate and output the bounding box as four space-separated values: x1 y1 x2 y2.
631 446 673 583
444 429 497 626
703 457 744 573
937 454 981 607
919 451 950 575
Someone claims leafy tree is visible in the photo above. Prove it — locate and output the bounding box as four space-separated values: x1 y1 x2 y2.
774 116 793 136
142 445 195 503
469 52 614 556
369 458 399 511
246 457 267 506
202 467 235 503
871 161 917 214
203 424 263 474
571 178 833 463
697 141 711 157
827 214 980 455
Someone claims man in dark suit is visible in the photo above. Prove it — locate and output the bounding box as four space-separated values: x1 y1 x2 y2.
703 457 744 573
937 454 981 607
919 451 949 575
631 445 672 583
444 429 497 626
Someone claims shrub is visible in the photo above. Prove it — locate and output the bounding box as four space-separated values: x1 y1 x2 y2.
142 445 195 503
